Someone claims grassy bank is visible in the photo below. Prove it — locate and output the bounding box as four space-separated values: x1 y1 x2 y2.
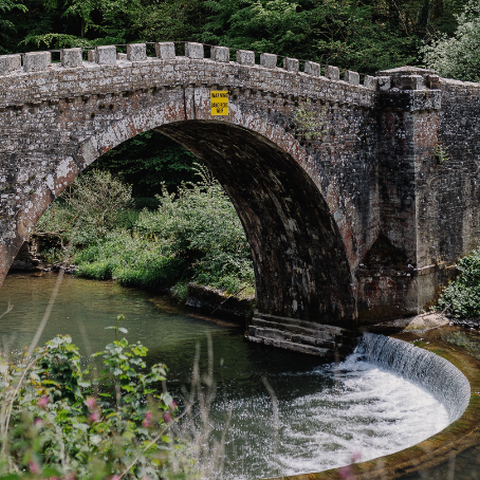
35 167 255 302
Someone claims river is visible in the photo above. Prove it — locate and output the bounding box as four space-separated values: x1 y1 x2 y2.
0 272 475 480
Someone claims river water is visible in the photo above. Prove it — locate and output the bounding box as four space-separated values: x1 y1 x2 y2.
0 272 458 479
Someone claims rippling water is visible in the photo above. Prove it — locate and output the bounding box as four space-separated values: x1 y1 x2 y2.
0 272 451 479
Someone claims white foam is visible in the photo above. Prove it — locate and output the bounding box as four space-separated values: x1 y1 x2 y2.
192 353 450 480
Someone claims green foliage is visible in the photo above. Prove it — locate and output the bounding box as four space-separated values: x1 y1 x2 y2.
433 141 450 164
200 0 455 73
136 165 254 293
438 248 480 318
38 164 254 295
91 131 198 198
36 169 132 247
423 0 480 81
0 333 186 479
294 100 326 140
0 0 470 75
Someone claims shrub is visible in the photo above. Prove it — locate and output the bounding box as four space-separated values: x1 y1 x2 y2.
36 170 133 247
36 164 255 295
0 331 188 480
438 248 480 318
422 0 480 81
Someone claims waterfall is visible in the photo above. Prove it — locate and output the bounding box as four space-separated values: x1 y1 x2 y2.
357 333 471 422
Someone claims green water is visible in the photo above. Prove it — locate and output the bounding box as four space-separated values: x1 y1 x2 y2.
0 272 471 480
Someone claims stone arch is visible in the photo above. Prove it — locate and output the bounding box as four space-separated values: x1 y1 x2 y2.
4 95 357 328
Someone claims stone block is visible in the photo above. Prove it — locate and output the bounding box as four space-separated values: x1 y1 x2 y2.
304 61 320 76
0 54 21 74
155 42 175 59
87 50 95 62
23 52 51 73
211 46 230 62
377 76 391 91
283 57 299 72
61 48 82 68
127 43 147 61
344 70 360 85
401 75 425 90
325 65 340 81
236 50 255 65
95 46 116 65
364 75 377 89
427 74 440 89
260 53 277 69
117 53 127 60
185 42 204 59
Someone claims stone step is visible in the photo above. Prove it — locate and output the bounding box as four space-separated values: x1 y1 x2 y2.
252 311 348 335
250 318 337 345
248 325 338 349
248 331 331 357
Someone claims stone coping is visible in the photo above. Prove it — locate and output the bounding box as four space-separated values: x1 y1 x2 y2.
263 330 480 480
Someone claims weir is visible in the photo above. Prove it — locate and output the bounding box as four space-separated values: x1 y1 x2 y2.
267 332 478 480
358 333 470 422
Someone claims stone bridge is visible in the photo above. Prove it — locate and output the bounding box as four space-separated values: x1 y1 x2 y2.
1 42 480 358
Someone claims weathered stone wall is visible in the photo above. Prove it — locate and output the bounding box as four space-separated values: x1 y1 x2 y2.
0 43 379 337
1 43 480 355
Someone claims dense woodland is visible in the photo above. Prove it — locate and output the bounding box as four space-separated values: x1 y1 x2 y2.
0 0 474 74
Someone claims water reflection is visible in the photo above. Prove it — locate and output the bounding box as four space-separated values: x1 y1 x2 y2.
0 273 457 479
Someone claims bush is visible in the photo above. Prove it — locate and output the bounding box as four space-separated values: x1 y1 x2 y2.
0 332 189 480
36 164 255 295
36 170 133 247
438 248 480 318
422 0 480 81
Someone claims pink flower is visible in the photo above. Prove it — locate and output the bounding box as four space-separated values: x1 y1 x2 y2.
163 412 172 423
351 451 362 463
142 410 153 428
29 460 40 474
85 397 96 410
110 476 120 480
37 396 49 409
34 418 43 427
89 411 100 423
170 400 177 410
339 465 355 480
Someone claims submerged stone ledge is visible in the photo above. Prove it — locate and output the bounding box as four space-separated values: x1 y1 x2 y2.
265 332 479 480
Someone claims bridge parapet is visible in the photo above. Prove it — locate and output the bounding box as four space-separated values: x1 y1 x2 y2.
0 43 379 112
0 41 374 87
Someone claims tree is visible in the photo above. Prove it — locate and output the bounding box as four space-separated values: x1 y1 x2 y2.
423 0 480 81
0 0 27 54
90 131 198 200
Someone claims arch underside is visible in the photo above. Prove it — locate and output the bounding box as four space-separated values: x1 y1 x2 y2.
159 121 356 327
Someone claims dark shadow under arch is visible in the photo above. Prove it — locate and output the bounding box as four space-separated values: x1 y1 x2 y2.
158 120 357 327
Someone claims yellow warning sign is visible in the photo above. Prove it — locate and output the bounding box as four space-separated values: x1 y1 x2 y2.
211 91 229 116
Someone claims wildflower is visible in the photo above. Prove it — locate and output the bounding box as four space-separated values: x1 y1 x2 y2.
89 411 100 423
339 465 355 480
86 397 96 410
29 460 40 474
170 400 177 410
37 395 49 409
142 410 153 428
163 412 172 423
